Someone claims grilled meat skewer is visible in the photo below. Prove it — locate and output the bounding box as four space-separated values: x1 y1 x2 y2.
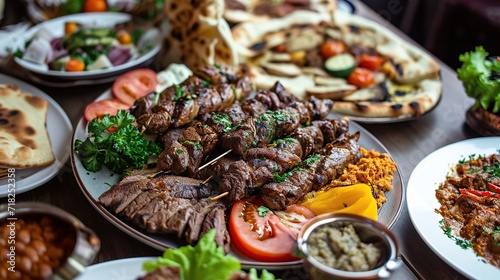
156 82 334 176
260 132 362 210
132 65 254 134
196 118 351 202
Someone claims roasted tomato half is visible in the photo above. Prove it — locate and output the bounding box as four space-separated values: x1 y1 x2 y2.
229 196 315 262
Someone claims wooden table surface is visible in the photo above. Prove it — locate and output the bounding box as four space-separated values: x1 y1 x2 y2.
0 1 479 279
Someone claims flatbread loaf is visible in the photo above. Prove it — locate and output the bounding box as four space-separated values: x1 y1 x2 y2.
0 84 55 169
161 0 238 70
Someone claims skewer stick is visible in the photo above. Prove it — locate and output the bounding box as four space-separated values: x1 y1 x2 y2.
202 175 213 185
197 149 233 172
210 192 229 201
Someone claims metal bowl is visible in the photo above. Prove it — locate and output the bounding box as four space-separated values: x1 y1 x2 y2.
294 213 401 280
0 202 100 280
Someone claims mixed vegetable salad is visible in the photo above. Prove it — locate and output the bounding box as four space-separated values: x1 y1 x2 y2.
13 20 157 72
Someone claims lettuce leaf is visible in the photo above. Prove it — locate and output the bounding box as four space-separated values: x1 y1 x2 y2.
142 229 280 280
457 46 500 113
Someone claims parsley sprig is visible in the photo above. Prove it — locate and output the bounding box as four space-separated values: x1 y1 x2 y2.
74 110 162 173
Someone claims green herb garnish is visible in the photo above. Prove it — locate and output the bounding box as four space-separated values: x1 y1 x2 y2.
258 206 271 217
74 110 162 174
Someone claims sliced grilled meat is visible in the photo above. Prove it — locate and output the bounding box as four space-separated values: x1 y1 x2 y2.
99 172 230 251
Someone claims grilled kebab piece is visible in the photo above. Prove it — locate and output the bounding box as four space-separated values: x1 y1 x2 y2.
132 65 254 134
195 117 351 202
260 131 362 210
156 82 334 176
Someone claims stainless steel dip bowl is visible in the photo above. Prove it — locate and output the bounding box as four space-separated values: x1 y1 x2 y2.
294 213 401 280
0 202 100 280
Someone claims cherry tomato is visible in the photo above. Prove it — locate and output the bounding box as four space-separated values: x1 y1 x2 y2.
320 41 346 60
66 58 85 72
64 22 78 35
358 54 385 71
229 196 314 262
112 68 158 106
83 0 107 13
274 44 287 53
117 31 132 45
348 68 375 88
84 98 130 122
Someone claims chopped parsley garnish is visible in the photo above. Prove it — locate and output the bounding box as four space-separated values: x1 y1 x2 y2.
211 113 233 132
174 85 185 101
274 171 293 183
274 138 296 145
484 162 500 177
265 110 289 122
439 220 473 250
257 206 270 217
194 141 202 151
176 149 184 154
303 154 321 166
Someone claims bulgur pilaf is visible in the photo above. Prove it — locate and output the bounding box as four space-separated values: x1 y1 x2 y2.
329 147 397 207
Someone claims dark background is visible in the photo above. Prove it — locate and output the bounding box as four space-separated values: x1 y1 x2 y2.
360 0 500 70
3 0 500 71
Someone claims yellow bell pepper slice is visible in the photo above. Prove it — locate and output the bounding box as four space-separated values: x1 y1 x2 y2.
300 183 378 221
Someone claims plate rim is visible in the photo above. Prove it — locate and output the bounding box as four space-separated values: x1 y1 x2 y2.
406 136 500 278
71 90 404 269
11 12 161 80
0 73 73 197
74 256 156 279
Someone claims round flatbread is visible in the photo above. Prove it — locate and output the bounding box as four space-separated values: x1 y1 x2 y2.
231 9 442 120
0 84 55 169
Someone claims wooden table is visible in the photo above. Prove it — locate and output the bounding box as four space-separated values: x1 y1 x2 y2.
0 1 476 279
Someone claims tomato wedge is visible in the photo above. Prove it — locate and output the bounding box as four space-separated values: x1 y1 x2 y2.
347 68 375 88
358 54 385 71
229 196 315 262
84 98 130 122
112 68 158 106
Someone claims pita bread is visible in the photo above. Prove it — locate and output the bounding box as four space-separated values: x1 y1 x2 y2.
161 0 239 70
223 0 336 24
0 84 55 169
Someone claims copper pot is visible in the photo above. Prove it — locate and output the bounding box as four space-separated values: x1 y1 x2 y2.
0 202 100 280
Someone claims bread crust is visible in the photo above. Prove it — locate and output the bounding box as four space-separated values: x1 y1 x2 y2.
0 84 55 169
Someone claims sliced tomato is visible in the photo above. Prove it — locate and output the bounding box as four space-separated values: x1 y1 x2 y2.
320 41 346 60
112 68 158 106
358 54 385 71
84 98 130 122
229 196 314 262
347 68 375 88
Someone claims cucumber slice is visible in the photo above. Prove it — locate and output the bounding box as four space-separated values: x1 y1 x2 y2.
324 53 356 78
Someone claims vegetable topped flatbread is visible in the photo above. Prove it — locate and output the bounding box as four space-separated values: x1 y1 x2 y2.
232 10 442 120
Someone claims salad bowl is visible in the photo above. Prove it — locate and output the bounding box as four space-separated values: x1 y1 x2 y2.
11 12 162 81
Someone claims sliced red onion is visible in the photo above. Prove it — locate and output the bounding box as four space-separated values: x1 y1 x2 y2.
107 46 132 66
